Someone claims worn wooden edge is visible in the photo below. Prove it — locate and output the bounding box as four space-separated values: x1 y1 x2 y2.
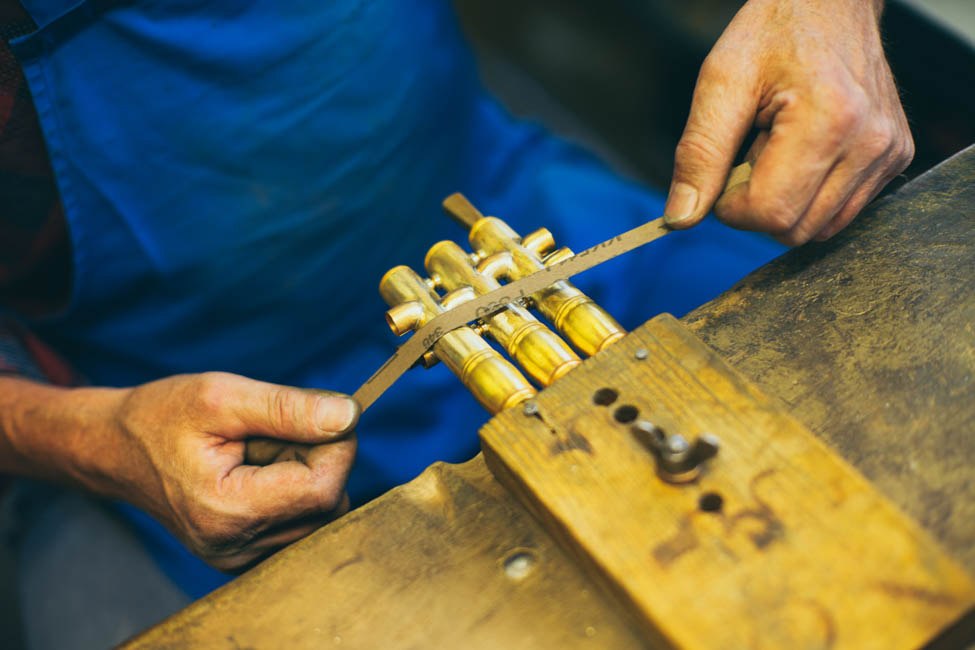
480 313 975 648
480 440 678 649
120 455 653 649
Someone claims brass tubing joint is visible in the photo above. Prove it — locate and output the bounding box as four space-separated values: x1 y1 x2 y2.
379 265 535 413
425 241 581 386
467 218 626 356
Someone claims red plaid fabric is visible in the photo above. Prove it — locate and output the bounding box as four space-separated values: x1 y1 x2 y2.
0 1 77 387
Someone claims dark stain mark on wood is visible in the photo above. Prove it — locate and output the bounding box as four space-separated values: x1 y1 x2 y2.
875 581 961 607
330 553 364 576
802 598 837 649
652 517 699 567
470 603 502 629
725 469 783 549
651 469 783 568
225 635 256 650
549 430 593 456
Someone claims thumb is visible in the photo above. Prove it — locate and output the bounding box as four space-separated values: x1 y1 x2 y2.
213 374 359 443
664 57 758 229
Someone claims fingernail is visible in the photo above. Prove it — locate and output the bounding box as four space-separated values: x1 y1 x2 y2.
316 396 359 433
664 182 699 226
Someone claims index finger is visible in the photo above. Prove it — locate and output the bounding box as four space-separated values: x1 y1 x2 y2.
714 101 845 236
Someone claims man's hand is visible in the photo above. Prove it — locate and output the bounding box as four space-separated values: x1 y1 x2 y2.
663 0 913 245
112 372 358 571
0 372 358 572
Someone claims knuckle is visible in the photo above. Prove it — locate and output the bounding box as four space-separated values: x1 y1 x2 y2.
321 483 348 513
306 469 348 514
899 136 916 169
195 372 232 414
186 500 255 551
750 192 800 233
826 86 869 133
697 52 724 82
316 490 343 514
812 88 867 151
674 130 725 170
862 120 897 158
266 387 302 433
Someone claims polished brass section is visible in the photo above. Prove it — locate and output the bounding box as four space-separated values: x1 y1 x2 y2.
440 286 477 310
476 251 514 281
541 247 574 266
383 194 625 410
425 241 581 386
521 228 555 257
420 349 439 369
379 265 535 413
385 300 424 336
468 217 626 356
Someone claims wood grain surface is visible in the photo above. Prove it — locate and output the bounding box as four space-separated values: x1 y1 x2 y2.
684 145 975 574
124 146 975 649
123 457 651 649
482 313 974 649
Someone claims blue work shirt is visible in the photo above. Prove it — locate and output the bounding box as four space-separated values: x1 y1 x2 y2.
11 0 784 597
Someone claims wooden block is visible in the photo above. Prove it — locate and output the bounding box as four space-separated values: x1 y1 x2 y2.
480 313 975 649
122 457 651 650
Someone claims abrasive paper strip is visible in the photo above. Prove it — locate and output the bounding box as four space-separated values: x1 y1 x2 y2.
352 217 672 411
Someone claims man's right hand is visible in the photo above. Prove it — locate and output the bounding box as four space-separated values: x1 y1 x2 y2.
0 372 358 572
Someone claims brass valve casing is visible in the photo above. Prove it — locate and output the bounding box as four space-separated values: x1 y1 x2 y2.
378 193 628 416
379 265 535 414
425 240 580 386
468 217 625 356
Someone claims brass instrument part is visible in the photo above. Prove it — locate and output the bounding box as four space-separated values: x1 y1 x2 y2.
425 240 581 386
467 216 625 357
442 194 625 356
246 166 752 465
442 192 483 231
379 265 535 413
375 194 629 417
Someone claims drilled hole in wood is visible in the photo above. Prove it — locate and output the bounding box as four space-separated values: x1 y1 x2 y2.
699 492 724 513
613 405 639 423
593 388 618 406
503 551 536 580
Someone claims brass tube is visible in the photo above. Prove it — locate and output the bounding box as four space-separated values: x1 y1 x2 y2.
379 265 535 413
425 241 580 386
468 218 626 356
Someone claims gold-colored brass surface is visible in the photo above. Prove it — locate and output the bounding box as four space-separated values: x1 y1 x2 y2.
375 193 627 415
379 265 535 413
468 217 626 356
425 240 581 386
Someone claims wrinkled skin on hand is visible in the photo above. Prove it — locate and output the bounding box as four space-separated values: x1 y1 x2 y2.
664 0 913 245
112 372 358 572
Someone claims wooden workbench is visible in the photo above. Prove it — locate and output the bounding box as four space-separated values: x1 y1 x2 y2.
126 145 975 649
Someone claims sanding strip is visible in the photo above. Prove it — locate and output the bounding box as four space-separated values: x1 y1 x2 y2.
352 217 672 411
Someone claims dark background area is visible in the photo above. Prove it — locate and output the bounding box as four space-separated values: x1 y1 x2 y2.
2 1 973 647
453 0 975 190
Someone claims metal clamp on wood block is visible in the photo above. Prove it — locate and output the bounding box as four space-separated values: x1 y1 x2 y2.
479 314 975 649
631 420 720 484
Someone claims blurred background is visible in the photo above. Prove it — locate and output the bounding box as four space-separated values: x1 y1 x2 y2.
2 0 973 647
452 0 975 192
